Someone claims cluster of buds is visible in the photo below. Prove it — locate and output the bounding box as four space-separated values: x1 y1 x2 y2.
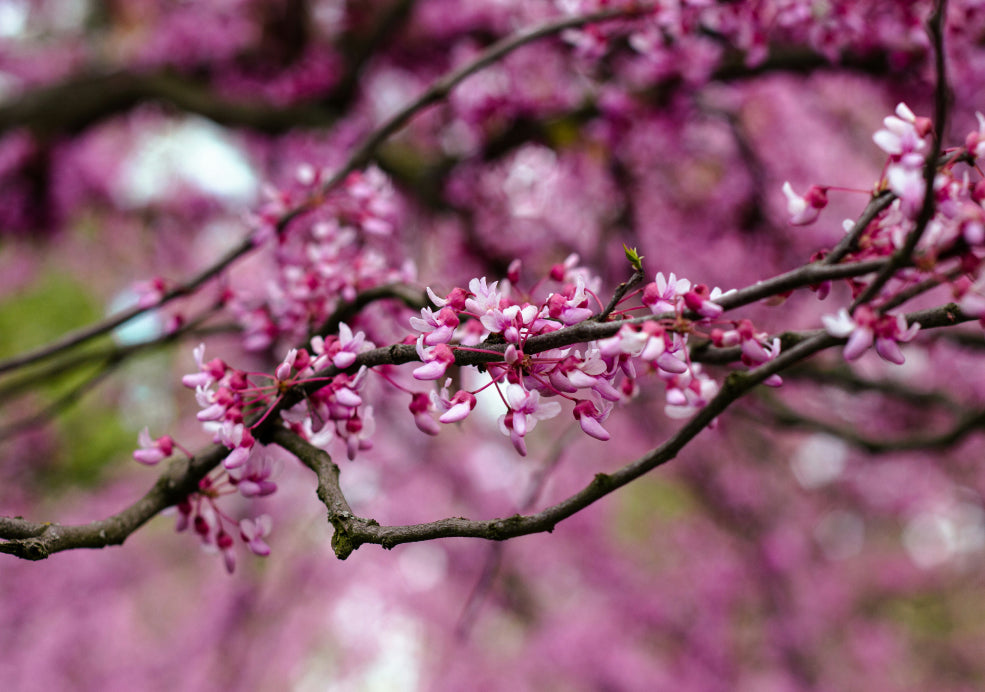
174 482 273 574
133 322 374 571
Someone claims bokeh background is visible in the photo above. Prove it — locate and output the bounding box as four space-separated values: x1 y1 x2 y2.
3 1 985 690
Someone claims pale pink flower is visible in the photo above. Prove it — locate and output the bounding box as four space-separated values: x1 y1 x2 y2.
181 343 226 389
409 392 440 435
873 102 931 157
573 398 611 441
413 337 456 380
781 182 828 226
643 272 691 314
239 515 273 557
133 427 174 465
964 111 985 159
822 307 920 364
498 384 562 456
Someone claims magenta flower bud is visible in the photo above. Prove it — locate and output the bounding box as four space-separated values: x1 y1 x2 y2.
507 259 522 284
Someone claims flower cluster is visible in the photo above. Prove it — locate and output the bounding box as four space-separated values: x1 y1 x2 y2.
174 481 273 574
403 258 773 453
234 166 413 351
132 321 375 570
781 103 985 364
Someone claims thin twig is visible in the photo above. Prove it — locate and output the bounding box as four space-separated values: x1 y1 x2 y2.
850 0 950 309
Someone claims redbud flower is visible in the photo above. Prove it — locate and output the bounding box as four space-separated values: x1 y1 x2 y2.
683 284 724 318
426 286 468 311
965 112 985 159
344 407 375 460
413 338 456 380
275 348 298 381
229 454 278 497
573 399 611 441
781 182 828 226
239 515 272 557
873 102 931 157
217 422 255 469
822 307 920 364
133 427 174 465
643 272 690 314
499 384 561 455
664 366 720 419
410 305 459 345
332 323 370 369
182 343 227 389
217 530 236 574
464 277 504 315
544 275 594 325
437 390 477 424
409 392 440 435
133 277 167 308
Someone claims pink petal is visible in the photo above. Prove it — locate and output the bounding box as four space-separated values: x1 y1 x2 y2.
579 416 611 441
875 338 905 365
843 328 873 361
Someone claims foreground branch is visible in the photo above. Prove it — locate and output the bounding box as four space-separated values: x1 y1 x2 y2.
270 303 969 559
0 253 965 559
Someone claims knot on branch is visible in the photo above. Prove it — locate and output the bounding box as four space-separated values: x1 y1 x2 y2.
13 538 49 561
330 523 358 560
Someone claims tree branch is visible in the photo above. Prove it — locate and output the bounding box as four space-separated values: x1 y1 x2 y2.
271 303 970 560
0 299 970 559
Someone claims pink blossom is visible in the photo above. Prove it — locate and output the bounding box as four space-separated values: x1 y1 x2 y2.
499 384 562 456
409 392 440 435
573 398 611 441
410 305 460 345
216 530 236 574
435 389 477 424
872 102 932 157
229 454 278 498
330 323 370 369
413 338 456 380
132 427 174 465
464 277 504 316
239 515 272 557
133 277 167 308
343 407 375 460
663 366 720 420
964 111 985 159
275 348 298 381
683 284 724 319
822 307 920 364
643 272 691 314
781 182 828 226
544 275 595 325
181 343 227 389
